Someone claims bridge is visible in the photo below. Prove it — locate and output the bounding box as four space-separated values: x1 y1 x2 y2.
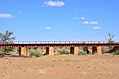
0 41 119 56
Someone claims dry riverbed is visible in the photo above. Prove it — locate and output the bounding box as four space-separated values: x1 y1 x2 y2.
0 54 119 79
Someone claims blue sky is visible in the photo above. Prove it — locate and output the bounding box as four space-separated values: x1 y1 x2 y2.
0 0 119 41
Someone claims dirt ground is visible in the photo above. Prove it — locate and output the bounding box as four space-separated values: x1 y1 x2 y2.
0 54 119 79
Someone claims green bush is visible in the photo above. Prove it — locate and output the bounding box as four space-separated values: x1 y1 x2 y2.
0 47 14 56
83 47 90 54
29 50 43 57
78 51 87 55
113 50 119 55
4 47 14 54
58 49 70 55
92 52 96 55
0 48 4 55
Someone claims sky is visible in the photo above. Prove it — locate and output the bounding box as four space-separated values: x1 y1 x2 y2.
0 0 119 41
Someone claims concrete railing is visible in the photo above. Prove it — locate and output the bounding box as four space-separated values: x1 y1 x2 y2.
13 41 108 44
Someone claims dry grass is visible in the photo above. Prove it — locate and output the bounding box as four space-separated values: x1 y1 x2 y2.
0 54 119 79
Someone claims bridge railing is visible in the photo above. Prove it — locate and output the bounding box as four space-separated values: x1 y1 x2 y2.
13 41 108 44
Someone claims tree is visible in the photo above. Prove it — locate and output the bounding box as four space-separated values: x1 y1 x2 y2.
0 30 15 44
105 32 115 53
0 30 15 56
106 32 115 44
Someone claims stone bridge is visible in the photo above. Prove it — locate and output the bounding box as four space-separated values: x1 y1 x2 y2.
0 41 119 56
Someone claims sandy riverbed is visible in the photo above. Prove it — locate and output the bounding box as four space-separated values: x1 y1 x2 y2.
0 54 119 79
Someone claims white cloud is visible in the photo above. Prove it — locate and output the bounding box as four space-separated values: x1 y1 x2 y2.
73 17 85 20
81 17 85 20
0 13 15 19
45 27 52 30
93 26 101 30
44 1 65 7
73 18 80 20
82 21 98 25
82 21 89 24
90 21 98 24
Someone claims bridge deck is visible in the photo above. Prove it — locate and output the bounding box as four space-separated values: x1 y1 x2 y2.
13 41 107 44
0 41 119 47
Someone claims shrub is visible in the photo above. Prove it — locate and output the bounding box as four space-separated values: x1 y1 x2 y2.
113 50 119 55
83 47 90 54
78 51 87 55
0 48 5 57
29 50 43 57
4 47 14 55
58 49 70 55
0 47 14 56
0 48 4 55
92 52 96 55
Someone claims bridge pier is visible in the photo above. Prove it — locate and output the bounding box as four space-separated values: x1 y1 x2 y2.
19 47 27 56
46 47 54 55
97 46 102 55
70 47 79 55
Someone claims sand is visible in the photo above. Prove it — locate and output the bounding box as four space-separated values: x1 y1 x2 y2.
0 54 119 79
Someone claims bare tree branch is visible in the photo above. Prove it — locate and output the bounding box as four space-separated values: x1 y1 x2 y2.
0 30 15 44
106 32 115 43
